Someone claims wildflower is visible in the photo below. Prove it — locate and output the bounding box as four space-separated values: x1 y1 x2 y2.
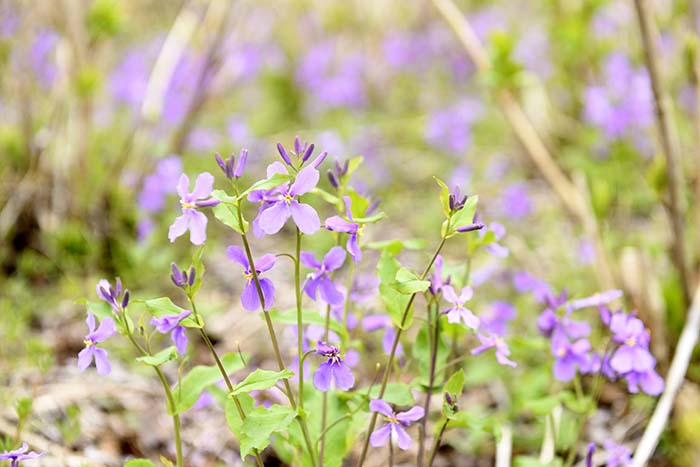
585 443 595 467
138 155 182 213
428 255 447 296
168 172 220 245
325 196 362 262
442 285 479 329
448 186 468 212
257 165 321 235
215 149 248 179
471 333 517 367
226 245 276 311
78 312 116 376
276 136 328 168
170 263 196 289
603 441 632 467
96 278 130 314
151 310 192 355
312 341 354 391
0 443 44 467
369 399 424 450
550 330 593 382
327 159 349 188
569 289 623 310
479 301 516 336
623 368 664 396
608 313 654 374
301 246 346 305
483 222 509 257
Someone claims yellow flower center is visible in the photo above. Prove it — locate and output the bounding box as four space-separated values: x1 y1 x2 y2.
557 347 566 357
283 193 294 205
625 337 636 346
84 339 95 348
243 271 253 280
180 200 196 209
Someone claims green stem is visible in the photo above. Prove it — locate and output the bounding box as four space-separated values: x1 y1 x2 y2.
418 300 440 467
235 208 317 466
357 237 447 467
427 418 448 467
295 229 305 411
188 298 265 467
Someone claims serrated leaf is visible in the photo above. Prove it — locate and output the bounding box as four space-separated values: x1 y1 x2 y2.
365 383 414 406
136 346 178 367
239 404 297 458
232 369 294 396
170 352 247 415
238 173 291 199
212 190 247 234
143 298 201 328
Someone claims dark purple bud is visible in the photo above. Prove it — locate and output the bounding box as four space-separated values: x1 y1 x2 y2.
188 267 196 287
341 160 349 176
456 222 485 233
99 286 112 303
121 290 130 308
171 263 186 287
215 152 227 173
301 143 315 162
226 154 235 179
234 149 248 178
586 443 595 467
327 170 339 188
294 136 303 155
195 198 221 208
312 151 328 168
277 142 292 165
445 392 453 405
448 194 455 211
115 277 123 297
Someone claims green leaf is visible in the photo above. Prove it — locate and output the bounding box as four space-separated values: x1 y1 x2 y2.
345 156 364 179
365 239 427 254
444 370 465 398
394 267 430 294
136 346 178 367
170 352 247 415
159 456 174 467
434 177 451 218
212 190 247 234
237 173 291 200
513 456 563 467
124 460 157 467
190 246 205 296
225 393 255 441
378 250 413 328
267 309 348 342
311 187 340 204
83 300 133 336
239 404 297 458
524 394 561 416
143 298 201 328
232 369 294 396
353 211 386 224
365 383 414 406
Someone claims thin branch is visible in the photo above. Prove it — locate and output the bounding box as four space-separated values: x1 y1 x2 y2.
634 0 691 305
431 0 616 291
495 423 512 467
632 284 700 466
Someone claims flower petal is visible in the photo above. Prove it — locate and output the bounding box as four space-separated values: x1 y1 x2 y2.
325 215 356 233
369 423 392 448
330 362 354 390
396 406 425 423
168 213 189 242
258 202 290 235
191 172 214 199
187 210 208 245
289 165 319 196
172 326 188 355
319 276 344 305
255 254 277 273
77 347 94 371
92 317 116 342
323 246 346 271
93 348 112 376
369 399 394 418
313 361 332 391
394 424 413 450
553 358 576 382
259 278 276 310
290 202 320 234
241 281 261 311
176 173 190 200
441 285 459 305
347 233 362 262
86 311 97 333
226 245 249 268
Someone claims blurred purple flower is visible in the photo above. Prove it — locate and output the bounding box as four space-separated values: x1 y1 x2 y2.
362 314 402 357
151 310 192 355
78 312 116 376
608 313 654 374
325 196 362 262
139 156 182 213
500 183 532 219
604 441 632 467
226 246 276 311
313 341 354 391
480 301 516 336
168 173 219 245
551 329 593 382
369 399 424 450
471 333 517 367
0 443 44 467
31 30 59 87
301 246 346 305
425 99 483 155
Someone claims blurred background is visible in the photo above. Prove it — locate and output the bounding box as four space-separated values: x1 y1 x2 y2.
1 0 700 465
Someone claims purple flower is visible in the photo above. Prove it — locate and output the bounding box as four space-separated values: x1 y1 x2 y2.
608 313 654 374
301 246 346 305
428 255 448 296
362 314 403 357
471 333 517 367
151 310 192 355
0 443 44 467
215 149 248 179
623 368 664 396
312 341 354 391
78 312 116 376
550 330 593 382
96 278 129 314
604 441 632 467
513 271 552 302
569 289 623 310
257 165 321 235
479 301 516 336
138 156 182 213
442 285 479 329
325 196 362 263
168 173 220 245
369 399 424 450
500 183 532 219
482 222 509 258
226 246 276 311
425 99 483 155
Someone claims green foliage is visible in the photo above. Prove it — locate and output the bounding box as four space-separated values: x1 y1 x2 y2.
484 32 523 90
170 353 246 415
124 460 157 467
136 346 178 367
267 308 348 342
377 250 414 329
212 190 248 234
230 403 297 459
364 382 414 406
87 0 123 41
231 369 294 396
237 173 291 200
143 298 202 328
